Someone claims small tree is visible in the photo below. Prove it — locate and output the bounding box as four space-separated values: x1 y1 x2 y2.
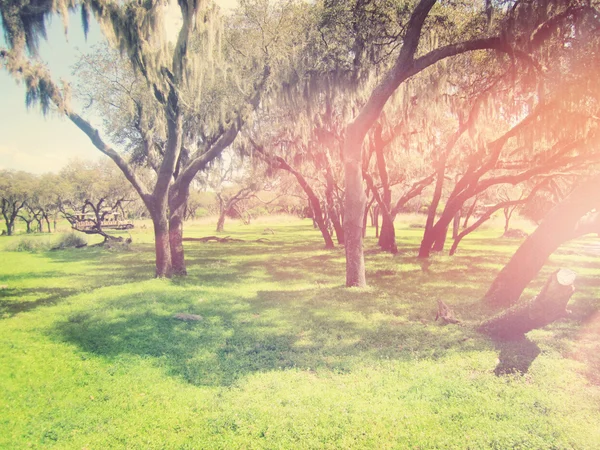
0 170 34 235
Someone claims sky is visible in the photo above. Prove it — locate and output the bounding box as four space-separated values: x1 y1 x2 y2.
0 0 237 174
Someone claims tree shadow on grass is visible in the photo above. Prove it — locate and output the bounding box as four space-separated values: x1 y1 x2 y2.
50 284 483 388
493 337 541 376
0 287 78 319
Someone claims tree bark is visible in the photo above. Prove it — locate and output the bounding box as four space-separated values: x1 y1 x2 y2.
463 196 478 229
344 127 367 286
479 269 576 339
150 203 172 278
419 161 446 258
374 124 396 253
452 210 461 240
324 163 344 244
432 224 449 252
373 205 380 238
216 209 227 233
169 200 187 276
484 174 600 307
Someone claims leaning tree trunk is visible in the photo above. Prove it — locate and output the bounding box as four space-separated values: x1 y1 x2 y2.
216 208 227 233
479 269 576 340
324 162 344 245
432 224 449 252
419 161 446 258
484 174 600 308
44 214 51 233
463 196 478 229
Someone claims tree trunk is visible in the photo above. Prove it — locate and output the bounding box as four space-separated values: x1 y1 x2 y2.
343 128 367 287
330 209 344 245
419 160 446 258
479 269 576 340
324 160 344 245
432 224 449 252
373 206 380 238
314 204 335 249
452 210 461 240
374 126 397 253
151 210 172 278
216 209 227 233
169 201 187 276
295 178 334 248
484 174 600 308
362 202 371 239
463 196 478 229
378 217 398 254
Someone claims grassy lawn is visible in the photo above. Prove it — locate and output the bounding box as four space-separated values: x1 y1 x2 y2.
1 216 599 449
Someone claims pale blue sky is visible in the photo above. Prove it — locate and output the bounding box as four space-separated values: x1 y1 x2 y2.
0 11 106 173
0 1 237 174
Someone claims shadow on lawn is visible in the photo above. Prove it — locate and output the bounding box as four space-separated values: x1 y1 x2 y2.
493 337 541 375
0 286 78 318
50 281 483 387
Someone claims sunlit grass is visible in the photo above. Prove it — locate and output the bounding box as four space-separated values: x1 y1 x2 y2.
1 216 599 448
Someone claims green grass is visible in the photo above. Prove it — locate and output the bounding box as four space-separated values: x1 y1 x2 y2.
1 217 600 449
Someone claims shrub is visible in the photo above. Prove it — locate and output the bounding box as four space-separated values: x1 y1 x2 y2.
54 232 87 249
7 238 50 253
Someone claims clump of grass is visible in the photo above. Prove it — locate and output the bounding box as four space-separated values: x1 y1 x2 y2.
54 232 87 249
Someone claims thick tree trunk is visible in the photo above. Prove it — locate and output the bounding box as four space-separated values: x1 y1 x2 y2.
378 217 398 254
479 269 576 339
432 224 448 252
344 127 367 287
484 175 600 307
216 209 227 233
151 209 172 278
169 202 187 276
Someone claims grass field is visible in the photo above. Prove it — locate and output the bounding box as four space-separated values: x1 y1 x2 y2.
1 216 600 449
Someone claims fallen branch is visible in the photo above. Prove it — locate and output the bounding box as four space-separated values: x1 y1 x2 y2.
435 299 460 324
